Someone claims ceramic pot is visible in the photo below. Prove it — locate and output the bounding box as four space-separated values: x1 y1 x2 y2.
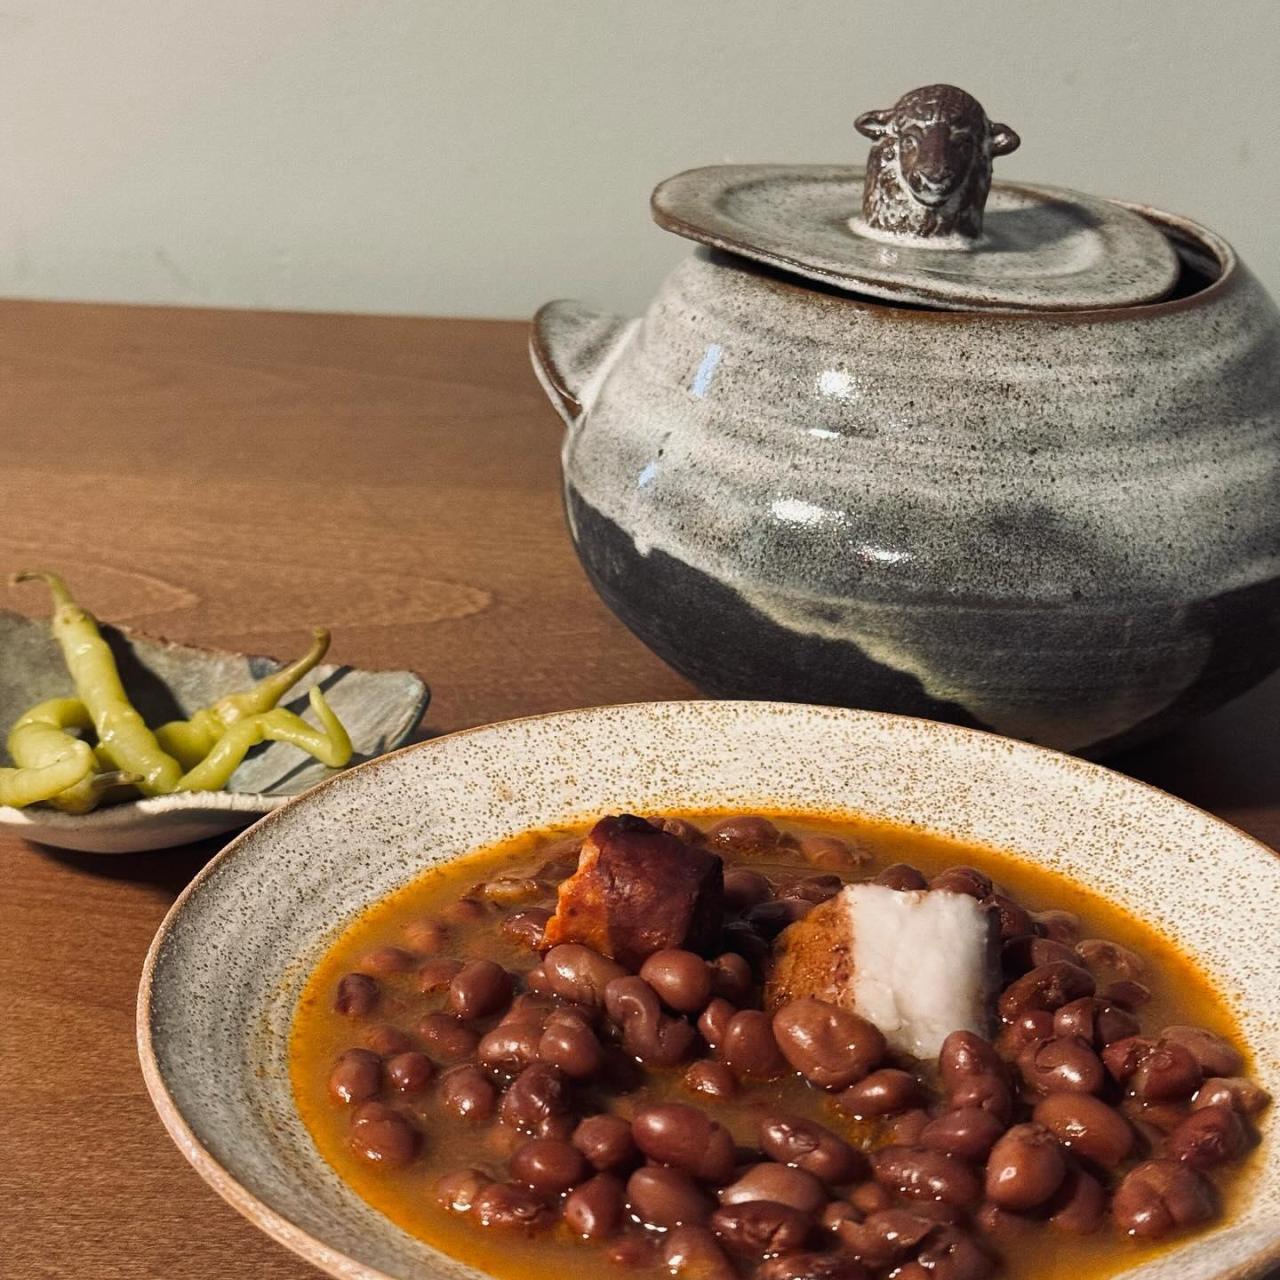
531 90 1280 755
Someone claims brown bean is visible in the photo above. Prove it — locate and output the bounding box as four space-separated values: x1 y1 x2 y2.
403 917 450 952
447 959 513 1020
835 1208 935 1267
711 1201 813 1257
661 1225 737 1280
472 1181 552 1230
1075 937 1145 977
1102 979 1151 1009
543 944 628 1008
707 815 780 849
939 1030 1003 1084
839 1068 921 1117
994 1011 1054 1061
710 952 753 1003
798 833 868 870
652 816 705 843
759 1113 863 1184
1111 1159 1215 1238
363 1023 415 1056
874 863 927 890
772 999 885 1089
719 1163 826 1213
724 869 773 912
1031 909 1080 944
1192 1076 1272 1117
1160 1025 1245 1077
564 1172 625 1241
632 1103 737 1184
439 1065 497 1121
444 896 491 924
983 1124 1065 1211
1017 1036 1104 1095
605 976 698 1067
885 1109 932 1145
929 866 993 899
719 1009 787 1079
872 1146 982 1208
385 1051 434 1094
920 1108 1005 1163
436 1167 493 1212
334 972 379 1017
998 961 1095 1022
328 1049 382 1105
628 1166 714 1228
684 1060 738 1100
502 908 551 949
722 921 770 973
897 1227 992 1280
983 894 1033 941
1103 1037 1202 1100
348 1101 420 1166
416 957 464 993
1002 935 1079 976
640 950 713 1014
417 1013 479 1061
758 1252 871 1280
606 1234 659 1268
524 963 552 994
1051 996 1139 1048
358 945 418 976
478 1023 543 1074
948 1075 1014 1125
784 874 844 904
820 1200 857 1234
510 1137 589 1194
538 1021 605 1080
848 1182 895 1215
699 998 737 1050
746 899 813 938
573 1114 637 1171
1047 1165 1105 1235
1163 1104 1249 1170
1033 1093 1133 1167
499 1063 571 1135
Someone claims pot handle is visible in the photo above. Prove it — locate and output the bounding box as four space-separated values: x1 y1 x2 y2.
529 300 635 427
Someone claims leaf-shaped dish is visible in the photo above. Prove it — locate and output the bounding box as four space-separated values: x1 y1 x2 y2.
0 610 429 853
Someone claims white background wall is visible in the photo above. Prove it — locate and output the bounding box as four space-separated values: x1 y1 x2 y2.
1 1 1276 320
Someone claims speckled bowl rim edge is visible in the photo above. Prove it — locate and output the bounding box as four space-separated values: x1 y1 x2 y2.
135 699 1280 1280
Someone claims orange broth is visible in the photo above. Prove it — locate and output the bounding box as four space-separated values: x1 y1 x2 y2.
290 812 1258 1280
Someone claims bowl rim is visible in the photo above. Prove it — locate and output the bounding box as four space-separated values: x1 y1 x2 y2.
135 699 1280 1280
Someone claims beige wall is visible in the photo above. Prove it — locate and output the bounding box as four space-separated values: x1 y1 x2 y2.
1 1 1275 319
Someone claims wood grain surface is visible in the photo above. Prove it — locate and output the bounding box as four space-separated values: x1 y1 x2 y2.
1 299 1276 1279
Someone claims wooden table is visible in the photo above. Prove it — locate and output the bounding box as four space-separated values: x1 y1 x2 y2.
1 299 1276 1279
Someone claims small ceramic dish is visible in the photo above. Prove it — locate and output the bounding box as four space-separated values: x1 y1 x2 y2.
137 701 1279 1280
0 609 429 852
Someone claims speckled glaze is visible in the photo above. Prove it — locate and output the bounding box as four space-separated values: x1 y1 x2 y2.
138 701 1279 1280
532 206 1280 755
0 609 429 852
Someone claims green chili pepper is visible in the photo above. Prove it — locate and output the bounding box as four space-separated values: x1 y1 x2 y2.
154 628 331 769
6 698 140 812
175 686 353 792
13 571 183 796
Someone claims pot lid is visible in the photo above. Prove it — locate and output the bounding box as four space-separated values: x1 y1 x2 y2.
651 85 1180 313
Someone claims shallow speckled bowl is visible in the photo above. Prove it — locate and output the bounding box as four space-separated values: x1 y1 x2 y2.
138 702 1280 1280
0 609 429 853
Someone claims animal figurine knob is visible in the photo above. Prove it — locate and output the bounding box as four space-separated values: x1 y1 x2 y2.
854 84 1020 243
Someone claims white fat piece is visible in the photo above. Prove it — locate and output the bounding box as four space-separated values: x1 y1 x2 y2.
843 883 998 1060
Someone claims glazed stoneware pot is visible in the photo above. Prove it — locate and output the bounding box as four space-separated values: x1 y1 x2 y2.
530 86 1280 755
139 702 1280 1279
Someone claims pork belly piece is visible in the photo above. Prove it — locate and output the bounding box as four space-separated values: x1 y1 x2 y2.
542 814 724 968
767 883 999 1059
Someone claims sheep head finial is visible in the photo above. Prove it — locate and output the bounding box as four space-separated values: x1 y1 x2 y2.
854 84 1019 243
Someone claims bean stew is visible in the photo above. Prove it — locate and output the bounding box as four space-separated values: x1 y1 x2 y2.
290 812 1268 1280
